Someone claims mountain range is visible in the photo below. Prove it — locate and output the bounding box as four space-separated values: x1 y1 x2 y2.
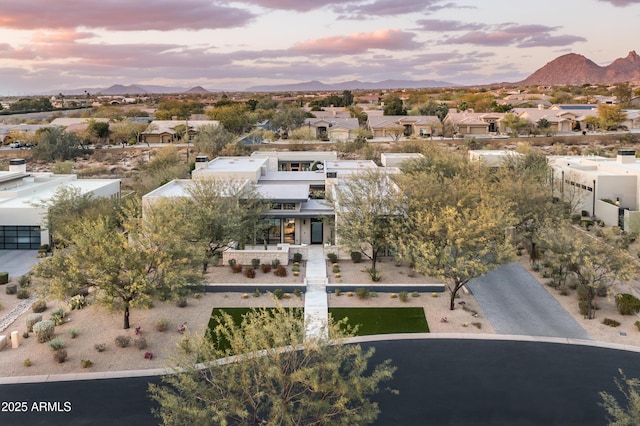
45 51 640 95
519 51 640 86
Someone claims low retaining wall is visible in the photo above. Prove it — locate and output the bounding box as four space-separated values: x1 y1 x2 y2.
204 284 306 293
222 248 289 267
327 284 446 293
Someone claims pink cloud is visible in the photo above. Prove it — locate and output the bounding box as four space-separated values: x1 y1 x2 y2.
0 1 254 31
238 0 341 12
444 24 585 48
31 30 95 44
598 0 640 6
0 43 38 60
291 29 420 54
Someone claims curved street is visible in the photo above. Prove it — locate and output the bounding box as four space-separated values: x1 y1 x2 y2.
1 337 639 425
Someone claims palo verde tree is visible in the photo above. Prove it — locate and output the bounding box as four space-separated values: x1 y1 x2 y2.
329 169 401 281
173 178 269 269
600 369 640 426
397 155 516 309
540 225 637 319
35 199 200 329
149 306 396 425
191 123 235 157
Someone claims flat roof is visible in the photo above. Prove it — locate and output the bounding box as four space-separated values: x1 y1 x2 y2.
197 156 268 173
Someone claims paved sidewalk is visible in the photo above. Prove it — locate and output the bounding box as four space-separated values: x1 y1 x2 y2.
303 246 328 340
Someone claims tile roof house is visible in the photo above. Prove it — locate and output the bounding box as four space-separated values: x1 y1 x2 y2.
301 118 360 141
444 112 504 135
140 120 219 144
367 115 441 138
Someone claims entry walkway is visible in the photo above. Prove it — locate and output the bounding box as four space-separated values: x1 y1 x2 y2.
303 246 328 340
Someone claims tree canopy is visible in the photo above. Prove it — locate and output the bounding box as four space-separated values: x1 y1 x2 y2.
149 306 395 425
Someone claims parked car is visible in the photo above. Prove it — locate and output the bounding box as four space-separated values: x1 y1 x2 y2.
9 142 22 148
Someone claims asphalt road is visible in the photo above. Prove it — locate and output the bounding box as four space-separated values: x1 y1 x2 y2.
467 262 592 340
1 338 638 426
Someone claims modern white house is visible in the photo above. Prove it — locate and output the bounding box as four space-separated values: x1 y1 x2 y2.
549 150 640 231
0 159 121 249
142 151 420 261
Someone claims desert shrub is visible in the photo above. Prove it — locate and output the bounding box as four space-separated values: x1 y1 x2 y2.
115 335 131 348
571 214 582 224
292 265 300 272
580 219 594 230
33 320 55 343
0 272 8 284
350 251 362 263
155 319 169 332
615 293 640 315
411 292 420 298
274 265 288 277
50 308 66 325
5 284 17 295
271 259 280 267
70 329 79 339
228 259 236 268
251 258 260 269
22 332 29 339
531 264 541 272
231 263 243 273
18 274 31 288
335 289 342 296
602 318 621 327
327 252 338 263
49 338 64 351
332 265 340 273
355 287 370 299
54 349 68 363
176 298 188 308
472 322 482 329
81 359 93 368
32 299 47 313
596 285 608 297
293 288 302 297
293 252 303 263
253 288 261 298
635 321 640 331
23 358 32 367
193 293 201 300
69 295 88 310
245 268 256 279
94 343 106 352
576 284 589 301
399 291 409 302
134 337 147 350
273 289 285 300
366 268 382 282
16 288 30 299
581 210 589 217
26 313 43 332
260 264 271 273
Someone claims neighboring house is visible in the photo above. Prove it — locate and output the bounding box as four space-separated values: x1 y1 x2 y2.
0 159 121 249
301 118 359 141
367 115 440 138
140 120 219 144
0 124 53 144
444 112 504 135
512 108 576 133
306 107 352 119
142 151 407 258
549 150 640 231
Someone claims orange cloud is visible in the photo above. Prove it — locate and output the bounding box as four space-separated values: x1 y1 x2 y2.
291 29 419 54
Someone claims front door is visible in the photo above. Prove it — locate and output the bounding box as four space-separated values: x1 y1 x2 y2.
310 218 323 244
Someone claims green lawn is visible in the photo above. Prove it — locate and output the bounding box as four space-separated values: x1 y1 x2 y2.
329 307 429 336
208 307 429 344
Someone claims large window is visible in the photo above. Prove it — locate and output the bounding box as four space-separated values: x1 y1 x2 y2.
0 226 41 249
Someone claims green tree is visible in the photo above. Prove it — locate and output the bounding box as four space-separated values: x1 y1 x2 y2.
271 107 309 134
172 178 269 268
600 369 640 426
382 96 406 115
501 113 530 136
87 120 110 145
330 170 400 280
149 306 395 425
416 100 449 122
192 124 235 157
397 162 516 309
32 127 86 161
541 226 637 319
110 119 149 147
35 199 200 329
613 82 633 107
207 103 253 134
597 104 627 131
154 100 203 120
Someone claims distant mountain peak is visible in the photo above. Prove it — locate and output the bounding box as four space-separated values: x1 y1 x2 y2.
521 51 640 86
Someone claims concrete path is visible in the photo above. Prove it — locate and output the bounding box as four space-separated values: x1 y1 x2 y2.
0 250 40 277
467 262 592 340
303 246 328 340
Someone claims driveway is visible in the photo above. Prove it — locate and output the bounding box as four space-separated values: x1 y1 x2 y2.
467 262 591 340
0 250 40 278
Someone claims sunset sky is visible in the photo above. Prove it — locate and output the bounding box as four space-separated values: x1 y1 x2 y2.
1 0 639 95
